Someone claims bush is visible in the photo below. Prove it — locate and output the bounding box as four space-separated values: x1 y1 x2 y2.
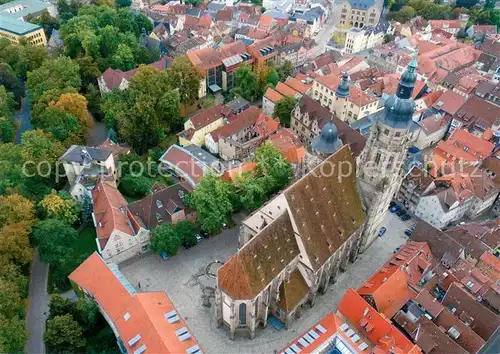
119 175 152 197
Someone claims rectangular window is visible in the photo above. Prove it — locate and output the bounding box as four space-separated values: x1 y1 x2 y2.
375 152 381 165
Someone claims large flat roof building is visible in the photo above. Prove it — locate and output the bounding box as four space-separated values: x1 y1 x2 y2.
0 0 56 46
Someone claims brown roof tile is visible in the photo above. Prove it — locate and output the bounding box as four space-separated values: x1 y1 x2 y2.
277 269 309 312
284 145 365 271
128 183 191 230
188 105 224 130
217 212 300 299
442 282 500 341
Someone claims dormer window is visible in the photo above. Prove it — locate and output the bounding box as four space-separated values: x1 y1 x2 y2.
156 213 163 222
156 200 163 208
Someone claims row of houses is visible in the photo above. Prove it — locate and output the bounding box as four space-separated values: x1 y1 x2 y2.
281 217 500 353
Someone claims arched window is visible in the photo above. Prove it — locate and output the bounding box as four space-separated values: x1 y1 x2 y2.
239 303 247 327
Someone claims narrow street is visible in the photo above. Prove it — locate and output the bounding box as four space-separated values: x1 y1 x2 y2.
25 250 50 354
315 1 338 52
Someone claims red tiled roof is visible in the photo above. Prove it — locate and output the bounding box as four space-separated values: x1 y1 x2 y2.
188 105 224 130
429 20 461 30
267 128 305 164
275 82 299 97
187 47 223 72
433 129 494 170
358 242 432 318
92 183 134 250
264 87 284 103
315 75 377 106
432 90 466 115
209 106 263 141
69 253 201 354
284 77 310 94
340 289 422 354
215 9 232 22
221 162 256 181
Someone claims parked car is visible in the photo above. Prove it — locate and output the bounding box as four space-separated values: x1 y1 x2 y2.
394 245 403 253
404 229 413 237
396 209 406 217
410 223 417 230
182 242 193 250
390 204 401 213
201 231 209 239
222 223 228 229
400 214 411 221
389 201 396 209
195 234 202 243
378 227 387 237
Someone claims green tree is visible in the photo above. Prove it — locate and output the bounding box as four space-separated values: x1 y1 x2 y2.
169 56 201 106
44 314 86 352
0 117 16 143
267 67 280 88
235 174 267 211
175 220 197 247
33 219 78 265
116 0 132 7
278 60 294 81
119 175 152 197
81 193 93 223
26 10 59 38
232 64 258 101
0 264 29 298
189 175 234 233
20 130 66 180
110 44 136 71
0 64 23 104
255 142 293 194
0 86 16 118
150 223 181 256
26 56 81 110
0 313 28 353
390 6 416 22
0 278 24 318
48 294 73 318
34 107 84 145
273 96 297 127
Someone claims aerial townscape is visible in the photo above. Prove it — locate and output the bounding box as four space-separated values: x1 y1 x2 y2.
1 0 500 352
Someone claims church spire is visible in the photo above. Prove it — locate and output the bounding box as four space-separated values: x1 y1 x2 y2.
397 52 418 99
336 72 350 99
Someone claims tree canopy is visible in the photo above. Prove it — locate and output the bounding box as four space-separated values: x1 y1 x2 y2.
150 223 182 256
44 314 86 352
273 96 297 128
188 175 235 233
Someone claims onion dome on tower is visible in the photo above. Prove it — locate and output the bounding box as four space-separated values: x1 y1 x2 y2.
336 72 350 99
383 53 418 128
311 120 343 155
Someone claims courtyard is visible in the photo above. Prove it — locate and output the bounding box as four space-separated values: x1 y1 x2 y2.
119 211 413 354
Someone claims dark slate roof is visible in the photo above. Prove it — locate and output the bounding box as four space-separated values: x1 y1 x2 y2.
60 145 111 164
477 52 497 72
345 0 377 10
225 97 250 111
186 8 201 18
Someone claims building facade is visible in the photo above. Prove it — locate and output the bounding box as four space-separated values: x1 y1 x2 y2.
334 0 383 31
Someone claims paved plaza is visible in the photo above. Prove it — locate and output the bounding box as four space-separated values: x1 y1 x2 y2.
120 211 413 354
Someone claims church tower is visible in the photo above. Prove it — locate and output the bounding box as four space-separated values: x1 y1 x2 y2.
334 73 350 121
357 56 418 251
